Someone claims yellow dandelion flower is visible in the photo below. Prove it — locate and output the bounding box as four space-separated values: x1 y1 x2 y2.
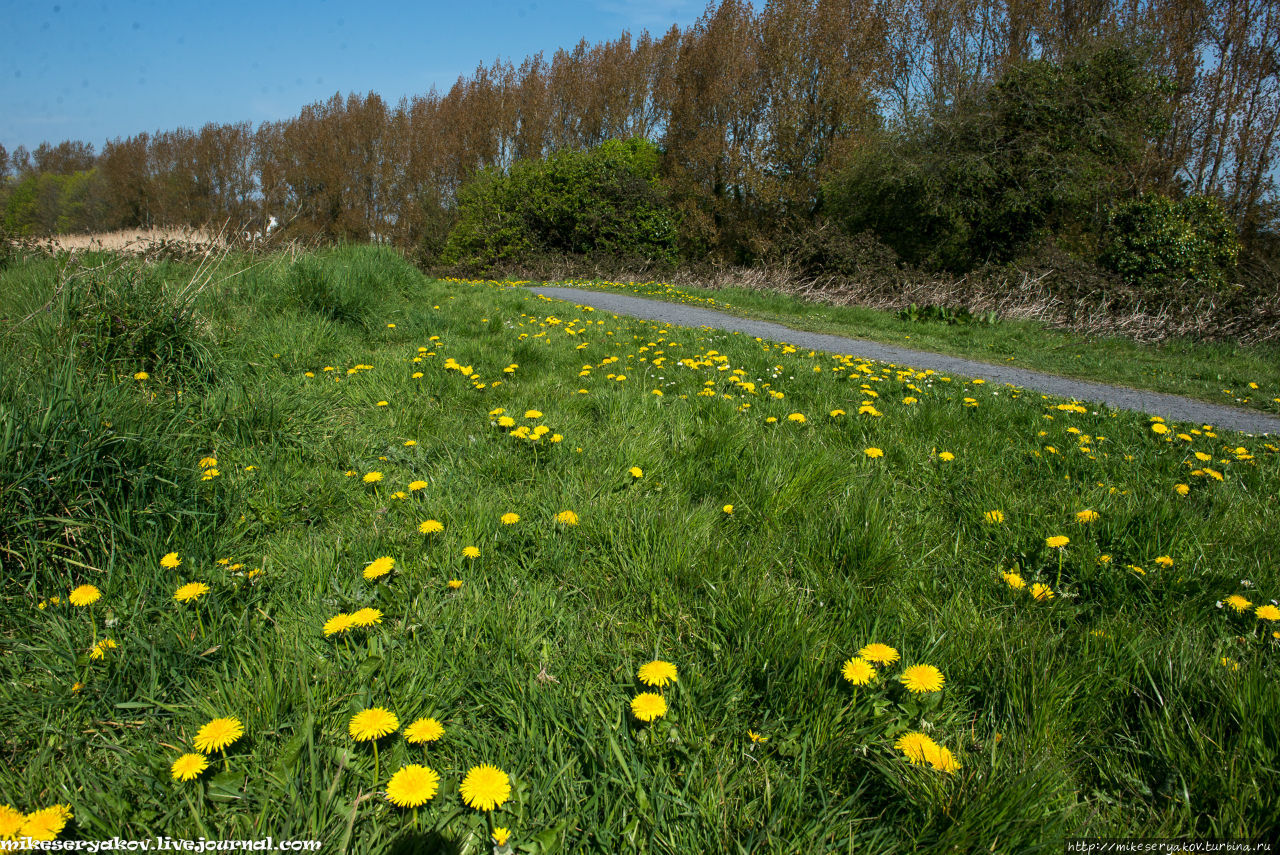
894 731 939 765
555 510 579 525
841 657 876 686
637 660 678 687
898 664 945 693
984 510 1005 524
523 410 543 419
1257 604 1280 621
69 585 101 607
134 371 149 380
408 480 428 492
385 764 440 808
363 556 395 580
160 552 181 569
723 504 734 515
174 582 210 603
419 519 444 534
363 472 383 483
1046 535 1069 549
1154 555 1173 568
864 447 884 458
350 607 383 628
192 717 243 753
1174 483 1190 495
938 451 955 462
924 741 961 774
19 805 73 841
0 804 24 840
89 638 117 660
1220 656 1240 671
460 764 512 811
492 827 512 846
1151 423 1169 435
787 413 806 423
462 546 480 559
1002 572 1026 590
747 730 769 744
448 579 463 589
630 692 668 722
1030 583 1055 601
323 613 355 636
404 717 445 744
1225 595 1252 613
628 467 644 478
858 643 899 666
1075 510 1099 523
349 708 399 742
171 753 209 782
501 512 520 524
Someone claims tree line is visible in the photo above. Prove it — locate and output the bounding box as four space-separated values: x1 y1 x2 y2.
2 0 1277 280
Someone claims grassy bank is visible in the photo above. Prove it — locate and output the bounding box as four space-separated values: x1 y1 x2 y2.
529 277 1280 416
2 246 1278 852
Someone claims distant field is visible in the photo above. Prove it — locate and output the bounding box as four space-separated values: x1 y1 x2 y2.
1 246 1277 852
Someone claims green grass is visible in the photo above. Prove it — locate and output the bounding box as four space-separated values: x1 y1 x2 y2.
2 245 1279 852
530 277 1280 416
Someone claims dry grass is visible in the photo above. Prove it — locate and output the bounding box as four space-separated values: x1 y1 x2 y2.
40 227 228 254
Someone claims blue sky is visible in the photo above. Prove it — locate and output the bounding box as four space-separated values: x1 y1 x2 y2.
0 0 708 154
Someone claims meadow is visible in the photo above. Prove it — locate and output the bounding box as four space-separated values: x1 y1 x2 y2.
1 245 1278 853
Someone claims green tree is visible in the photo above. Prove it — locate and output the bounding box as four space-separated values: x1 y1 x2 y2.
825 44 1174 271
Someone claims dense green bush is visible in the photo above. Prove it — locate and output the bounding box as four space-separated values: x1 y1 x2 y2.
1100 194 1240 292
824 45 1172 272
440 138 678 269
2 168 107 236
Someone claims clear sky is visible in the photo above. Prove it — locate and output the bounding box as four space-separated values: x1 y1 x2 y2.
0 0 708 154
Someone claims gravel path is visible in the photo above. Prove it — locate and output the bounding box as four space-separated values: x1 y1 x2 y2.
530 286 1280 436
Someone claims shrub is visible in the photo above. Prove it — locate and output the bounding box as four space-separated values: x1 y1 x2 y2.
1100 194 1240 293
441 138 679 270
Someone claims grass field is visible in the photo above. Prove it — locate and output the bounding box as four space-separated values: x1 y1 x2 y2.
2 245 1278 852
537 277 1280 416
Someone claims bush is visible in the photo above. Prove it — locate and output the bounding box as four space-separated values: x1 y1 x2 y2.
824 44 1172 272
441 138 679 270
1100 194 1240 293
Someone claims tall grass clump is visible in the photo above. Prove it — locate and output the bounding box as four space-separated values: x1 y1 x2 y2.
290 245 419 328
55 254 217 382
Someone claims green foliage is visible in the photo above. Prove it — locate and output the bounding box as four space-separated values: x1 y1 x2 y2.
897 304 997 326
1101 194 1240 291
441 138 678 269
2 169 107 236
825 45 1172 272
